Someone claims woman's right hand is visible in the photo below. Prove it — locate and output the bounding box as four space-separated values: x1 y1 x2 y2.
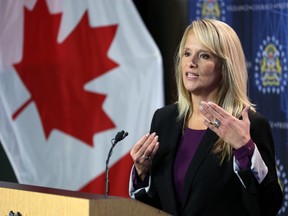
130 132 159 181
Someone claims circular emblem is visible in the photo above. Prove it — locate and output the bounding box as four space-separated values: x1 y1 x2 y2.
254 36 288 94
196 0 226 21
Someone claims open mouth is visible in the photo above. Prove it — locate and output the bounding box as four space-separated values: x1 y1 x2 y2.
186 72 199 78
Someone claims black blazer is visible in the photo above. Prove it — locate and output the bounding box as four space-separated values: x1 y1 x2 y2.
134 104 283 216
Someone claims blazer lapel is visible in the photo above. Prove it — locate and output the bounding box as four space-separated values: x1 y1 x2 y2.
154 114 184 214
181 129 219 205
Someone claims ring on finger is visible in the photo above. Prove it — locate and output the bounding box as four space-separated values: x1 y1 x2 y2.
142 155 152 161
210 119 221 128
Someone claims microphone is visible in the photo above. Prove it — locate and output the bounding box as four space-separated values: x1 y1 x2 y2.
105 130 129 197
114 130 129 143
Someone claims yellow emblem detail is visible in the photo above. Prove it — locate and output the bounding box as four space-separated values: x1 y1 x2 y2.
202 0 221 19
260 43 281 87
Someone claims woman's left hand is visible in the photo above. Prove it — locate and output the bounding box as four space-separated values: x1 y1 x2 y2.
200 101 251 149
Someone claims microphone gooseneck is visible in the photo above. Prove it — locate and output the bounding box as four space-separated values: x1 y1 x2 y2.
105 130 129 198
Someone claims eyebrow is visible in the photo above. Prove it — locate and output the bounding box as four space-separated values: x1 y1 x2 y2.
183 47 211 53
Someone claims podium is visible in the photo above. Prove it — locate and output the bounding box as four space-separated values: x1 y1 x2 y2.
0 181 171 216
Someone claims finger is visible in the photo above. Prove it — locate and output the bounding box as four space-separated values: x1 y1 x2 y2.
131 133 149 154
138 141 159 164
141 134 159 158
200 102 223 128
203 118 219 131
241 106 250 123
200 102 225 130
151 142 159 159
139 132 157 154
206 101 229 119
134 133 158 162
145 138 159 160
199 102 215 122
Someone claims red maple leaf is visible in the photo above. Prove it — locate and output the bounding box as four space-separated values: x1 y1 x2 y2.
13 0 118 146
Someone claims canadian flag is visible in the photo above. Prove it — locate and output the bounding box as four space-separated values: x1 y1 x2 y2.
0 0 163 197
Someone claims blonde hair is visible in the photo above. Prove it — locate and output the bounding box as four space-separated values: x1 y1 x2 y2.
175 18 255 162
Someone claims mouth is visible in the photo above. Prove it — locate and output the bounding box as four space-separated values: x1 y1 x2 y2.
186 72 199 78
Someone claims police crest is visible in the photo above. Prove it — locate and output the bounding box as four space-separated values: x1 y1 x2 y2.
254 36 288 94
196 0 226 21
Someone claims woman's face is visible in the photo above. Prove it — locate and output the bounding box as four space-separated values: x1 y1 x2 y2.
181 32 221 98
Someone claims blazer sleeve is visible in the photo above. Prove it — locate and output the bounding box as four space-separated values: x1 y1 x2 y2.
237 111 283 216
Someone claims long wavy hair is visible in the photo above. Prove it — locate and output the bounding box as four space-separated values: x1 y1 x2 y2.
174 18 255 162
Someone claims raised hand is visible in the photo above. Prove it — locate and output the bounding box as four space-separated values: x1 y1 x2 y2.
130 132 159 180
200 101 251 149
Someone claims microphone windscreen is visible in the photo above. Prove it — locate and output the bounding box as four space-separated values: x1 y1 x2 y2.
123 132 129 138
115 130 125 142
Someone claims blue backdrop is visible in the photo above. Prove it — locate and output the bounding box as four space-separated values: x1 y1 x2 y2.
188 1 288 215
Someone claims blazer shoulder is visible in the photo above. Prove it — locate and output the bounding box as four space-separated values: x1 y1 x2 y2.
154 103 178 116
151 103 181 129
248 110 270 127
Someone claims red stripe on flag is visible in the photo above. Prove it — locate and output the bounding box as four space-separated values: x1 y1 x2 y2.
80 152 133 197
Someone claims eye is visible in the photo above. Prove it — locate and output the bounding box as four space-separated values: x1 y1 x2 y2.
183 51 191 57
200 53 210 59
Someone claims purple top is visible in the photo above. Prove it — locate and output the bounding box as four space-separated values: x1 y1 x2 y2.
173 128 206 204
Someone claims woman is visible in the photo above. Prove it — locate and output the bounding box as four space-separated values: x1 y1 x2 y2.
129 19 283 216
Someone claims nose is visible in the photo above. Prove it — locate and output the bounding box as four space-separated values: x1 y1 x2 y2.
187 52 198 68
188 58 197 68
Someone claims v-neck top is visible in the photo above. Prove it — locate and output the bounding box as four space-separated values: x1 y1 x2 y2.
173 127 206 204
